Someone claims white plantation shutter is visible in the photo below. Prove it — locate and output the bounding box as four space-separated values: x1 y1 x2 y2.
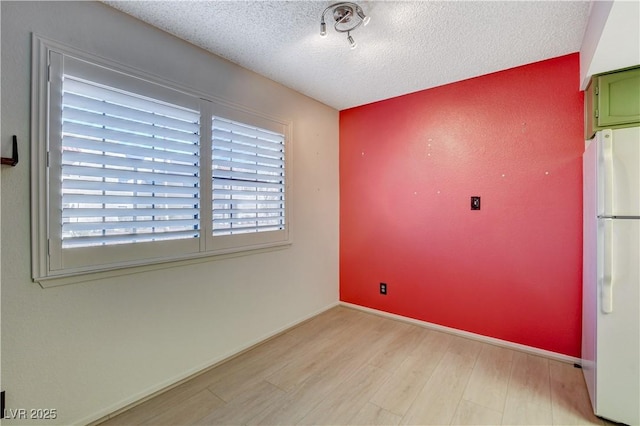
32 41 290 282
212 117 285 235
61 75 201 248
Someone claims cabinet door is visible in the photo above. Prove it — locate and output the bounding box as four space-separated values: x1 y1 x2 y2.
598 67 640 127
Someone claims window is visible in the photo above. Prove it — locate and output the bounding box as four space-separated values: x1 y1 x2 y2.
31 37 291 283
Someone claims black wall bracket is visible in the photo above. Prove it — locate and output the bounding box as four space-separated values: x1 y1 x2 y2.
1 135 19 167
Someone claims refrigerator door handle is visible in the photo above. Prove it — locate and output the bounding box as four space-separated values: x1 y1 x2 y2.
601 129 614 216
602 219 614 314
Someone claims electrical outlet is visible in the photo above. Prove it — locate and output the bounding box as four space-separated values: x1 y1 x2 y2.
380 282 387 295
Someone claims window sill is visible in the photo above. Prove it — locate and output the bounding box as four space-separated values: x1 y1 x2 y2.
34 242 292 288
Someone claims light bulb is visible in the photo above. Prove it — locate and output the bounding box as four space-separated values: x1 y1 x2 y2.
348 34 357 50
356 7 370 26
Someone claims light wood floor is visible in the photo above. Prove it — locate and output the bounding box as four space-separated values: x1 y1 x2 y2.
100 306 608 426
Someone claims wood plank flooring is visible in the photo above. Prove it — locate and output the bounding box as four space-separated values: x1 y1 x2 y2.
99 306 604 426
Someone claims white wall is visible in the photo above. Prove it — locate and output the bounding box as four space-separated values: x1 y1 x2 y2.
580 0 640 88
0 2 339 425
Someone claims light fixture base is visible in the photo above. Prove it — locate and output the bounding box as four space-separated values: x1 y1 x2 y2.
333 5 354 24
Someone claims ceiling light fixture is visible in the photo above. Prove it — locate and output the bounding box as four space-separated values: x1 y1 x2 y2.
320 2 370 49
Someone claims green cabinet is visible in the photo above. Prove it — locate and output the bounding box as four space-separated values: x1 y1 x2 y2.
585 66 640 139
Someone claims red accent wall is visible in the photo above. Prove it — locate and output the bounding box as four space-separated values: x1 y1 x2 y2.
339 53 584 357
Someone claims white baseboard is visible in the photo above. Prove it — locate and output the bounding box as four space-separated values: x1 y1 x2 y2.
340 301 582 365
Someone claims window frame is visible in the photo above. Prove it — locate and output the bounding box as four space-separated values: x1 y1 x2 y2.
31 35 292 286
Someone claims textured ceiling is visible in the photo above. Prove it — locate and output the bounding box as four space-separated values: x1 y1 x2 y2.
103 1 591 110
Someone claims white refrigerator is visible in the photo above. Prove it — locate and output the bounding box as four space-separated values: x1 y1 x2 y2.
583 127 640 425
